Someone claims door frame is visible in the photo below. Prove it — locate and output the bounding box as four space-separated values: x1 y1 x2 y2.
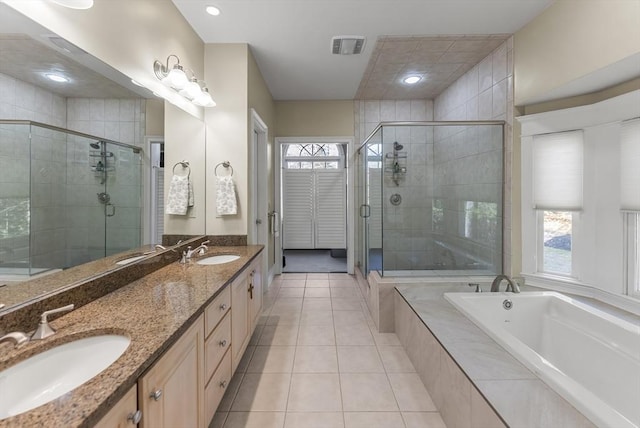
249 109 269 287
143 136 164 245
275 136 355 275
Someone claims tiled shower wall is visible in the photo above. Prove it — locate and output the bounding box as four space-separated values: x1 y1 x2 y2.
0 71 145 269
354 100 436 270
433 37 514 274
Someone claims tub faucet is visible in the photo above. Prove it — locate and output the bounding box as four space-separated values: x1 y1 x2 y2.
490 275 520 293
0 331 29 349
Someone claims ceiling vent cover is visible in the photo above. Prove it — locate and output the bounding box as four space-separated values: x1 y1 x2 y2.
331 36 366 55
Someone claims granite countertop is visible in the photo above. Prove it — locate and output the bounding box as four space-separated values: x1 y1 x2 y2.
395 284 596 427
0 245 263 428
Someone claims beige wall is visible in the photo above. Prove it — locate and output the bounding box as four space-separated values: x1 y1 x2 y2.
8 0 205 118
204 44 250 236
275 101 355 137
145 99 165 137
514 0 640 106
248 49 276 268
164 102 206 235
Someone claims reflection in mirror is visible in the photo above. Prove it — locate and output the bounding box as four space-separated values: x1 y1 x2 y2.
0 3 165 311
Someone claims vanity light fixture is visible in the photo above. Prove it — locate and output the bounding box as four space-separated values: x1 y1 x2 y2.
153 54 216 107
49 0 94 9
403 75 422 85
206 5 221 16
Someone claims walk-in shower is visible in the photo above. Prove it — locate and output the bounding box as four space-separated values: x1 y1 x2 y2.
0 120 143 277
357 121 504 278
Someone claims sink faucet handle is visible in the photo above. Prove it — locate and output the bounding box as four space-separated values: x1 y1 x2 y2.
32 304 75 340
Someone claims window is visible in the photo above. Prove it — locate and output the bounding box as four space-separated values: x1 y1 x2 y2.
539 211 573 276
625 213 640 298
463 201 498 244
284 143 342 169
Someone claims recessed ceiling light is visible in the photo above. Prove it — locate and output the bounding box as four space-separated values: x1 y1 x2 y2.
403 75 422 85
45 73 69 83
206 5 221 16
49 0 94 9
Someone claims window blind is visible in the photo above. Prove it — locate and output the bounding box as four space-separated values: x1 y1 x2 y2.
621 118 640 211
532 130 583 211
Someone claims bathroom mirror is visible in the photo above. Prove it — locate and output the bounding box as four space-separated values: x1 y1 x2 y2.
0 4 205 313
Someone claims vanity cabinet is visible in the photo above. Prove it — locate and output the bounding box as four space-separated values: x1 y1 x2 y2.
138 315 205 428
95 385 140 428
231 269 250 372
249 258 263 330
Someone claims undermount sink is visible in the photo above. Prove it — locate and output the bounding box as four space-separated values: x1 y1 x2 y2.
116 254 147 265
196 254 241 265
0 334 130 420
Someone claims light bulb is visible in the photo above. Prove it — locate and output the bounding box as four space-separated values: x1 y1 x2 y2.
167 66 187 89
194 89 216 107
180 79 202 100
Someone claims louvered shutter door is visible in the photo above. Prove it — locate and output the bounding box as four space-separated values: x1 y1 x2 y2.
155 168 165 243
315 170 346 248
283 170 314 249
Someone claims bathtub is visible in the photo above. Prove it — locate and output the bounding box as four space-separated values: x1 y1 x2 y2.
444 291 640 428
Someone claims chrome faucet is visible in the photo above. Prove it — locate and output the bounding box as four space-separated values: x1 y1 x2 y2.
490 275 520 293
155 244 167 251
186 240 210 259
0 331 29 348
31 304 75 340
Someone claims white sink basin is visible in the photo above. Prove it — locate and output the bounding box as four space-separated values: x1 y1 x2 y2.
0 335 130 419
196 254 241 265
116 254 147 265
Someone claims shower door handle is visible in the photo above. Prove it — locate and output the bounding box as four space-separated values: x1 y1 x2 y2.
106 203 116 217
359 204 370 218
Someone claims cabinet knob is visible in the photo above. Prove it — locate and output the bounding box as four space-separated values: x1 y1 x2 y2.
127 410 142 424
150 389 162 401
219 303 228 311
219 339 227 347
219 380 228 389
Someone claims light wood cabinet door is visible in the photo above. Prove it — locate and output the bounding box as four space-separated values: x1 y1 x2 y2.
95 385 139 428
139 315 204 428
231 271 249 372
249 256 263 330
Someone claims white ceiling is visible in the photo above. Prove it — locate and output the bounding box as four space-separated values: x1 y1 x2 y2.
171 0 554 101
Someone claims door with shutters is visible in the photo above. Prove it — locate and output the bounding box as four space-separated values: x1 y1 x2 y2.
282 143 346 250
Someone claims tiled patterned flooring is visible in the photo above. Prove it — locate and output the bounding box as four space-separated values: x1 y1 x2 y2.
211 273 447 428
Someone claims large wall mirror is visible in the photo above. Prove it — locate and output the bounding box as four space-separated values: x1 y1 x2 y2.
0 3 205 312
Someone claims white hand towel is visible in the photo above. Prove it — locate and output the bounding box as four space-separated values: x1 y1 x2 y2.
216 176 237 215
166 174 190 215
188 179 194 207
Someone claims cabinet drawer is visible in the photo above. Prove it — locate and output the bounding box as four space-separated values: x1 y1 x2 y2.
205 286 231 337
204 349 232 425
205 312 231 383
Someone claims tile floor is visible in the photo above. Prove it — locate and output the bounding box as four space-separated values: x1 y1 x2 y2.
211 273 447 428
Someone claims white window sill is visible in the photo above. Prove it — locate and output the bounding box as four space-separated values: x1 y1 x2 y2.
522 272 640 317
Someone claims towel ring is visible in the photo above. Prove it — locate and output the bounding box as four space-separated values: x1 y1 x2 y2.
214 161 233 177
172 160 191 178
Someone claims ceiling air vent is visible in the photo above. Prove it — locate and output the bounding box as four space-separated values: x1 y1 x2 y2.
331 36 366 55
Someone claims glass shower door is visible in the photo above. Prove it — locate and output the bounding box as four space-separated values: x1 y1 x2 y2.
104 142 142 256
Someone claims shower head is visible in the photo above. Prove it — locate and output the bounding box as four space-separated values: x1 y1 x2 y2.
90 142 101 149
393 142 403 151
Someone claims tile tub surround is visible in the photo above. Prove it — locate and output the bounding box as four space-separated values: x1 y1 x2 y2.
0 237 209 333
364 270 496 332
0 244 262 427
394 286 597 428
